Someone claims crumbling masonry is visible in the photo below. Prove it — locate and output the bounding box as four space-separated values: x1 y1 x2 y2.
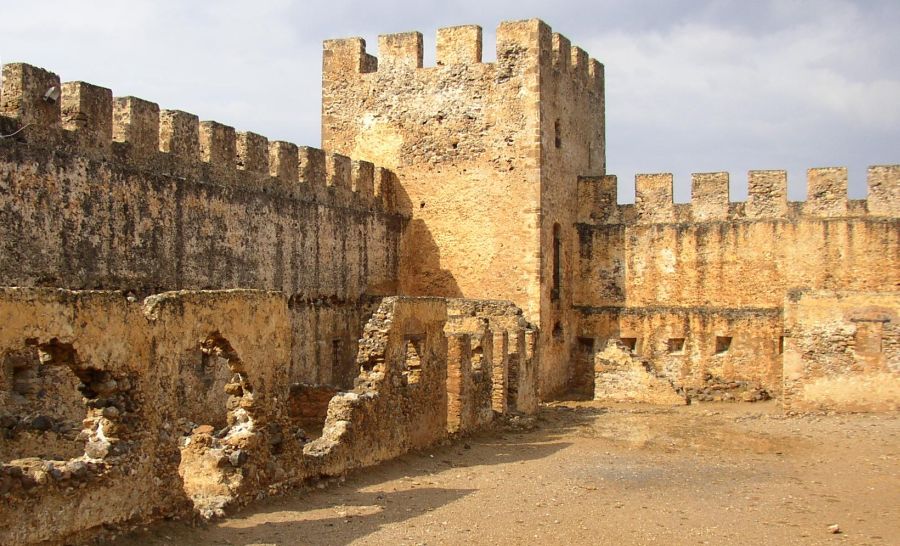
0 18 897 544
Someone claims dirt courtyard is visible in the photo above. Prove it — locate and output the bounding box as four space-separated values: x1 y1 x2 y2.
110 402 899 546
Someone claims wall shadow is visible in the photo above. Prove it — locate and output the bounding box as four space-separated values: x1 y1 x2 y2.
391 174 463 298
105 407 587 546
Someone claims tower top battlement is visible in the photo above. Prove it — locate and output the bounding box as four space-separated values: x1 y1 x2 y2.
323 19 603 97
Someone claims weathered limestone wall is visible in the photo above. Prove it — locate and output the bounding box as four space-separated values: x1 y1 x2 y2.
0 289 292 544
579 307 782 396
322 20 604 399
538 26 605 398
322 23 543 312
316 297 452 470
783 290 899 412
574 169 900 397
443 332 494 434
0 63 404 385
0 290 537 545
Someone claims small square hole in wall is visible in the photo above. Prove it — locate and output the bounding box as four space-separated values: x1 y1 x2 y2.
667 338 685 354
620 337 637 351
715 336 732 354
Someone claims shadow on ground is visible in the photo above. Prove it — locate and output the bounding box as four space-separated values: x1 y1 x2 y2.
107 411 581 546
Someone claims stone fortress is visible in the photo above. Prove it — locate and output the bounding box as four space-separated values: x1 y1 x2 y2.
0 18 896 545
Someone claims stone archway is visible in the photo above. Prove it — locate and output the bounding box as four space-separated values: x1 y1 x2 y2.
176 332 258 519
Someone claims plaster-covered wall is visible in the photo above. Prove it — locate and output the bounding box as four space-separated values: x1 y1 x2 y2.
783 290 899 412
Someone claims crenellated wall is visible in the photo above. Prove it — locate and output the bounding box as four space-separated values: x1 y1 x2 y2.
574 167 900 396
0 290 538 545
323 22 544 307
6 13 899 546
0 62 404 386
321 19 604 398
577 167 897 227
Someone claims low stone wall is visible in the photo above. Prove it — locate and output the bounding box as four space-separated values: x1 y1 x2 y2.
592 340 685 405
577 306 782 399
783 290 900 412
0 290 536 545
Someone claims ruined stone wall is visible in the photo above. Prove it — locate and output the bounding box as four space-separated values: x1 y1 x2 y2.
592 340 686 405
322 20 604 399
0 63 404 386
579 306 783 396
783 290 899 412
574 168 900 396
0 289 293 544
0 290 537 545
447 298 539 414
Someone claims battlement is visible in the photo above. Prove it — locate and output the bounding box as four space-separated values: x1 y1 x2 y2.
0 62 397 213
322 19 603 96
577 166 900 225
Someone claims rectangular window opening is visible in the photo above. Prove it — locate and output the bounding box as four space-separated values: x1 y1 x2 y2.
667 338 685 354
715 336 732 354
577 337 595 353
620 337 638 352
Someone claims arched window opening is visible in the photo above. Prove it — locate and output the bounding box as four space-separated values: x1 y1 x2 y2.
402 336 424 385
176 332 258 520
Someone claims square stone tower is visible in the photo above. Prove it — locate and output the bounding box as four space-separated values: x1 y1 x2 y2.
322 19 605 397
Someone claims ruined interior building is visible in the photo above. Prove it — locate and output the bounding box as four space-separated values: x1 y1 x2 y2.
0 18 897 545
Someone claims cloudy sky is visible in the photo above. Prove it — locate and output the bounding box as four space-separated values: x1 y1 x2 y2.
2 0 897 201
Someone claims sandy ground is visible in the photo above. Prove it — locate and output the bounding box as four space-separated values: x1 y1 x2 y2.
109 401 900 546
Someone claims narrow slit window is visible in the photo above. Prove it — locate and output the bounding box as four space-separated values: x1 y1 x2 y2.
552 223 561 302
552 322 564 341
554 119 562 149
331 339 343 374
